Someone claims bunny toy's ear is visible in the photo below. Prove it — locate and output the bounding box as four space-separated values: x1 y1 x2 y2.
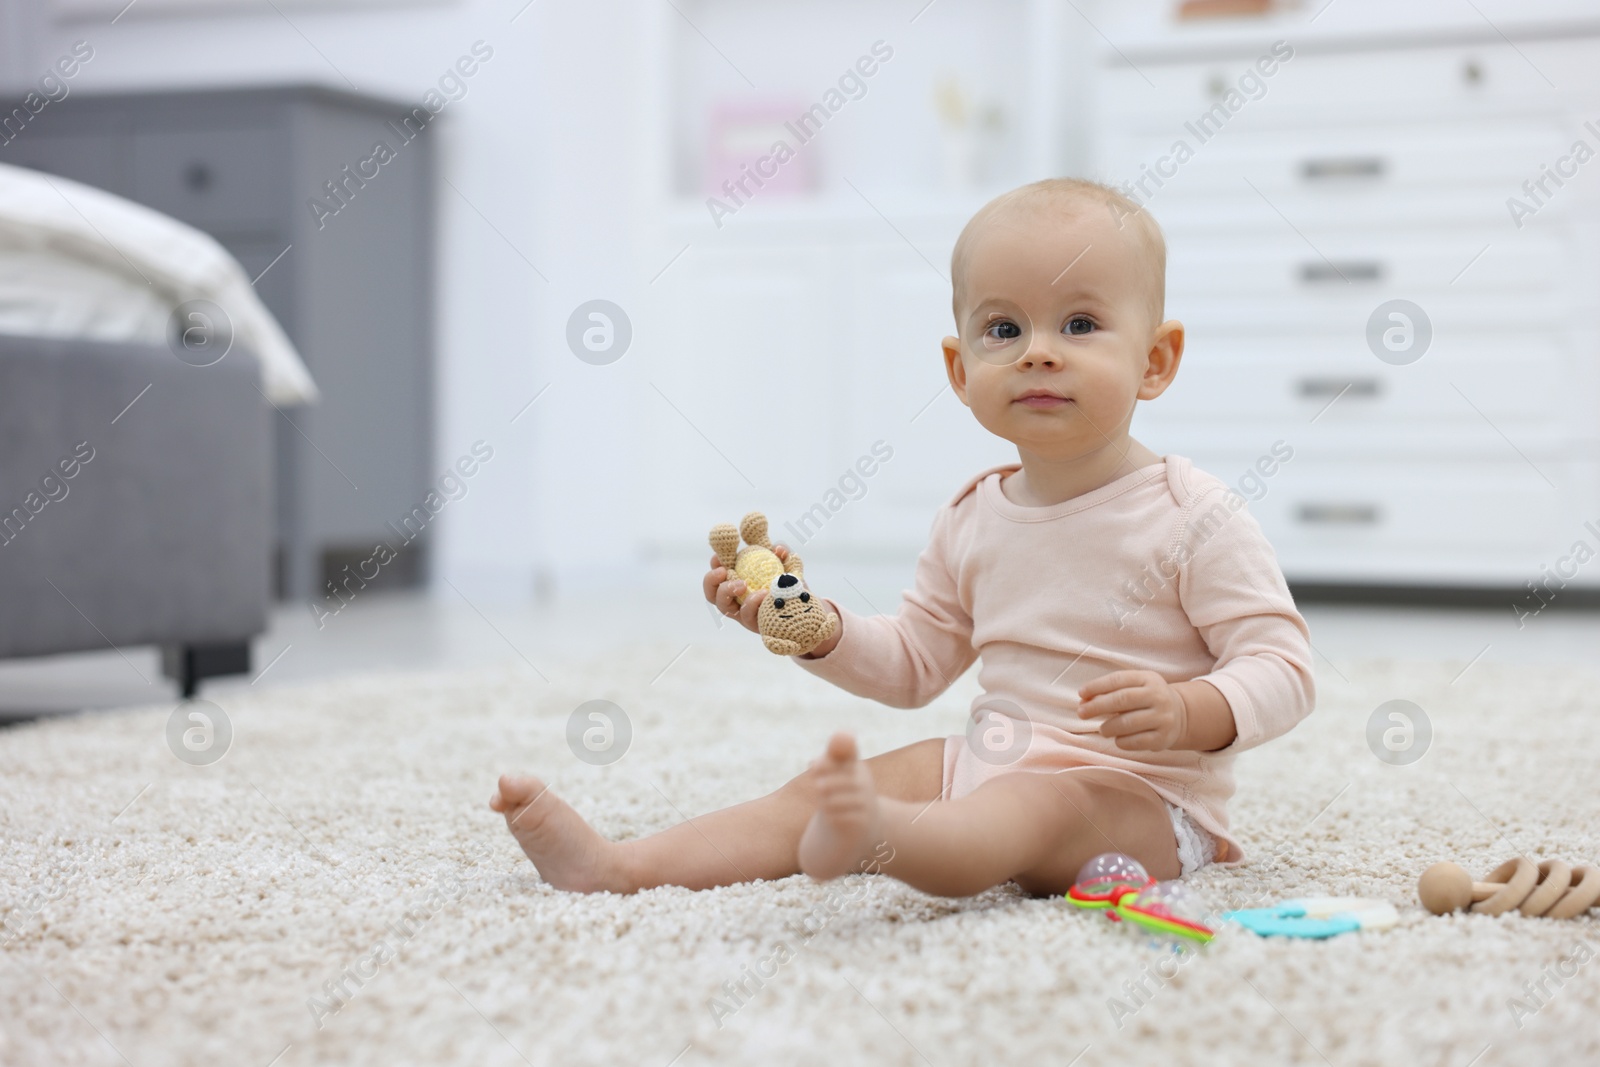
709 523 740 570
740 512 774 551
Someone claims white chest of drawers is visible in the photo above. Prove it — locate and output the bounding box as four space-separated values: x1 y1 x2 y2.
1092 8 1600 595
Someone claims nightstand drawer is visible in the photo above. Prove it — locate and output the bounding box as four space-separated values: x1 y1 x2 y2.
0 130 135 198
130 125 287 234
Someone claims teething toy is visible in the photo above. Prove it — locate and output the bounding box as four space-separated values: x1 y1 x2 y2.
1419 857 1600 919
1225 897 1398 939
709 511 839 657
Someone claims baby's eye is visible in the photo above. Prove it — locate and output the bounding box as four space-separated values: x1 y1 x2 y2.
984 320 1023 344
1065 317 1096 336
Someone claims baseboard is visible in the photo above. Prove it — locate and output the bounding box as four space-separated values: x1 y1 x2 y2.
1288 581 1600 610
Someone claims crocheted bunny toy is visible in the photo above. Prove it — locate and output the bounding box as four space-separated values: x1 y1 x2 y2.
709 511 839 656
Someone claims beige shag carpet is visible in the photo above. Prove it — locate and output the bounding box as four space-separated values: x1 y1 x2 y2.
3 637 1600 1067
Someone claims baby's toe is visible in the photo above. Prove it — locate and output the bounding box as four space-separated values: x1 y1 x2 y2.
495 774 546 811
824 731 859 765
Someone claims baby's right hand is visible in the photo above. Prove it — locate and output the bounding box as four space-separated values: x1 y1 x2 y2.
702 545 789 635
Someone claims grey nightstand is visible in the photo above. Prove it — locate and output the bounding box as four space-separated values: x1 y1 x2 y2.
2 84 437 603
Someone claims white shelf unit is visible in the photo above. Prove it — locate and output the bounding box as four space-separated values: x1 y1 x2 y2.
1090 10 1600 591
635 0 1084 589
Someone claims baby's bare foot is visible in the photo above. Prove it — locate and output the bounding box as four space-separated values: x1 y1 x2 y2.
489 775 625 893
798 733 883 881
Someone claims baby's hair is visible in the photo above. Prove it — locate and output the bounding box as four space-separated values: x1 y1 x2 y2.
949 177 1167 328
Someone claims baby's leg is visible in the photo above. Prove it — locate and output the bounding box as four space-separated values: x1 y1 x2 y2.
799 733 1180 897
489 737 944 893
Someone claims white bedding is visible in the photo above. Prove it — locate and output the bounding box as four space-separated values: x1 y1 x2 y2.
0 162 316 404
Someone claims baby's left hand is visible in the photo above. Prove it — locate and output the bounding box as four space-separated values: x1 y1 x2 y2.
1076 670 1188 752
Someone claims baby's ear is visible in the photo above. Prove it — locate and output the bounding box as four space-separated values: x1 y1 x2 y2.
1138 319 1185 400
942 336 969 404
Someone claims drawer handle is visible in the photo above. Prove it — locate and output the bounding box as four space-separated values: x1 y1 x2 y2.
1299 261 1383 284
1300 156 1386 181
1297 377 1381 399
1296 503 1381 525
184 162 213 192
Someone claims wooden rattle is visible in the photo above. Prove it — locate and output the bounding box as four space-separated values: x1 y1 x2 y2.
1419 858 1600 919
709 511 838 657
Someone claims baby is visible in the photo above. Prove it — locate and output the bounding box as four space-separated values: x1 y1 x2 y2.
490 177 1315 897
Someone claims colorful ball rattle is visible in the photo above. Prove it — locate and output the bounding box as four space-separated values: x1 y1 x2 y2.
1066 852 1154 912
1117 879 1216 944
1066 852 1216 944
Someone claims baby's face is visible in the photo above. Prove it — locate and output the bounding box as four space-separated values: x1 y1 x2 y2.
942 202 1180 462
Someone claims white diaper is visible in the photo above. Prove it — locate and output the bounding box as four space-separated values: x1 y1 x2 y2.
1166 801 1217 877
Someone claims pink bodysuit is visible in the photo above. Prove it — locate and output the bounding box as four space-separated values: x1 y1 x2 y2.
796 457 1316 865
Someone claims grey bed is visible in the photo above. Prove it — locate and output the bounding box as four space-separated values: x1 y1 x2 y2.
0 333 270 696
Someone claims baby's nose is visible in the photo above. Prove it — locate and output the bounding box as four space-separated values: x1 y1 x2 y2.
1016 342 1061 367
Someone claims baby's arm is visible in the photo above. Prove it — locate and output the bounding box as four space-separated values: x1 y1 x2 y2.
702 508 975 707
795 506 976 707
1077 485 1315 755
1172 485 1316 753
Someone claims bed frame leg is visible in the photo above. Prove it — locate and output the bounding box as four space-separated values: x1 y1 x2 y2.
162 642 252 698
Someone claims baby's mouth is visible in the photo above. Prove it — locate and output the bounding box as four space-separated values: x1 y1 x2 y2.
1015 390 1071 409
